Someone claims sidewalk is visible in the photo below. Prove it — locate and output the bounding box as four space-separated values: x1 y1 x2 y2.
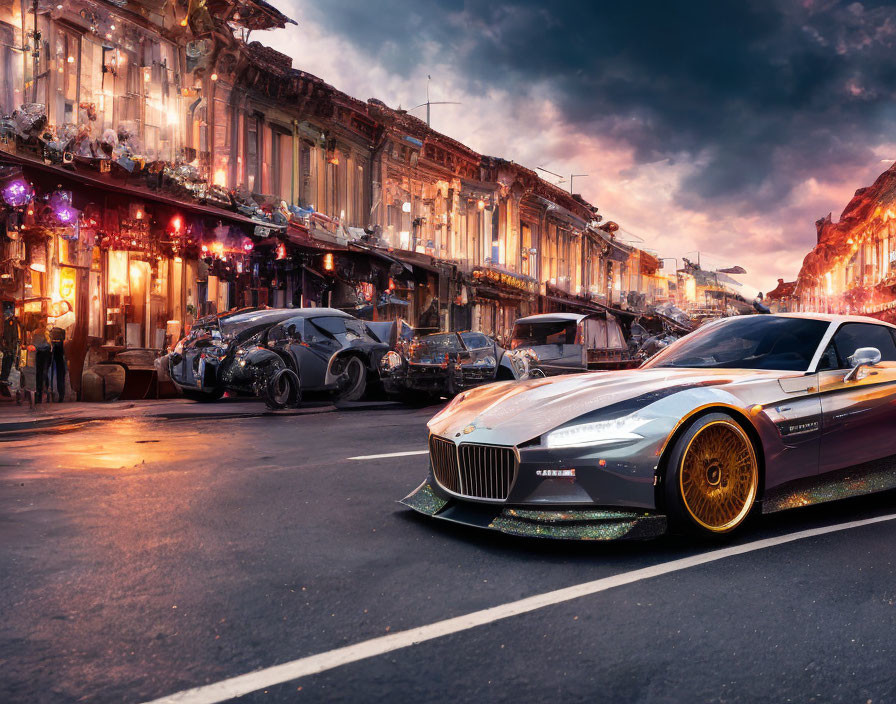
0 395 407 435
0 396 335 435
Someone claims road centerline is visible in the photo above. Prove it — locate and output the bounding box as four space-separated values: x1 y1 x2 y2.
347 450 428 460
141 512 896 704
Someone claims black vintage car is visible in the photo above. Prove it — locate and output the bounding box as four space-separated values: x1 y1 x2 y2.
168 308 391 408
380 330 522 402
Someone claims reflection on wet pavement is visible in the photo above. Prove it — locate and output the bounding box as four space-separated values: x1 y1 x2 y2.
1 418 214 478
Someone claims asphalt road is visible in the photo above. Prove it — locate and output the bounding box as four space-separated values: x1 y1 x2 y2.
2 405 896 703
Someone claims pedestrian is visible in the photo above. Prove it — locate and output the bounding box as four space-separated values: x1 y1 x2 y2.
48 301 74 402
31 316 52 404
1 301 22 397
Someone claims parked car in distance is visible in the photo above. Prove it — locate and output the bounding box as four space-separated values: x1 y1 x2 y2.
380 330 522 403
509 311 640 376
168 307 391 408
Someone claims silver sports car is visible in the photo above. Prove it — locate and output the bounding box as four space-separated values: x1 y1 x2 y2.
401 313 896 539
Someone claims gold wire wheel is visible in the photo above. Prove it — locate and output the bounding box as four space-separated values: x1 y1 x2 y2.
679 419 758 532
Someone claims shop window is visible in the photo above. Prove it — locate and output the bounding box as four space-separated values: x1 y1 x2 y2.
325 158 338 217
52 26 80 125
79 36 104 128
0 21 19 116
270 128 292 202
299 142 313 206
354 162 366 227
246 114 260 192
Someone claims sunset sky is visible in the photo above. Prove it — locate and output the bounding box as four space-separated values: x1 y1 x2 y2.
262 0 896 295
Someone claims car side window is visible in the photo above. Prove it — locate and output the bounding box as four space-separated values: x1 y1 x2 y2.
831 323 896 367
816 342 840 371
281 317 304 342
310 316 347 337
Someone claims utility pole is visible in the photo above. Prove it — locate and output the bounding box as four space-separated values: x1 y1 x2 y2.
412 76 460 127
537 167 589 195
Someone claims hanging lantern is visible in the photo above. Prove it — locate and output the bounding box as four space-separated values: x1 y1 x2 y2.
322 252 334 271
2 178 34 208
169 214 184 234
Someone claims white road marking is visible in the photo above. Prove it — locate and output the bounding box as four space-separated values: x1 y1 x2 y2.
142 512 896 704
347 450 428 460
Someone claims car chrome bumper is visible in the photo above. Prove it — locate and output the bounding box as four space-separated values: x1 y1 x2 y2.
400 480 667 541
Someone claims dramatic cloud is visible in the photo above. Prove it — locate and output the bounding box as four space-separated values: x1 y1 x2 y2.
263 0 896 293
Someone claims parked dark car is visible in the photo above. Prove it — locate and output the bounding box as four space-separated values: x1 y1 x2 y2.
168 308 391 408
380 330 522 402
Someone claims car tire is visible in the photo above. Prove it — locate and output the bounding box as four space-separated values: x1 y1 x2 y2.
337 356 367 402
181 388 225 403
663 412 759 536
265 368 301 410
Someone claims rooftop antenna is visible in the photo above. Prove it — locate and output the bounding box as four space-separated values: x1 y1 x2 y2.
412 75 461 126
536 166 566 186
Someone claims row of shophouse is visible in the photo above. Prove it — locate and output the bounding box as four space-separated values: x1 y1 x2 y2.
792 163 896 322
0 0 670 397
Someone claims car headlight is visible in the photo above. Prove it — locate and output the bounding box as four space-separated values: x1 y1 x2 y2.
544 415 649 449
381 350 403 372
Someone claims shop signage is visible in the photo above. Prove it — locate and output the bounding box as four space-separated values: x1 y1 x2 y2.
471 266 537 294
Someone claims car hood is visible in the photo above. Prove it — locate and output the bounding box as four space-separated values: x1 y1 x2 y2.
427 366 791 445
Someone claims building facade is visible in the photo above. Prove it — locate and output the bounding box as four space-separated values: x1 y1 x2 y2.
795 164 896 321
1 0 669 399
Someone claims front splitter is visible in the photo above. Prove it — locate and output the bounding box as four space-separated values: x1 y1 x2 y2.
400 481 668 541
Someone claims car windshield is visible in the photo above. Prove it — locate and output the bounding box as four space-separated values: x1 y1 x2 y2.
511 321 577 349
643 316 830 371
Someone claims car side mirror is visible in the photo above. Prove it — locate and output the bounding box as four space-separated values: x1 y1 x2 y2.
844 346 882 382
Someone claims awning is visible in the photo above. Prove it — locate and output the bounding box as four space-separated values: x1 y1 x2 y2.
348 242 413 272
543 294 602 314
590 228 632 263
286 223 347 251
1 150 281 233
473 284 531 302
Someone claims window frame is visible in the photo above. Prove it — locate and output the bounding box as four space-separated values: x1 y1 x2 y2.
816 322 896 371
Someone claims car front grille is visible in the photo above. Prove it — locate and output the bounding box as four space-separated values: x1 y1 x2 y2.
429 435 517 501
429 435 460 493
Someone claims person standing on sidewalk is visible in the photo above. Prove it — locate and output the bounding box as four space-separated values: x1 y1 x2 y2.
1 302 21 396
31 317 52 404
48 301 74 402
